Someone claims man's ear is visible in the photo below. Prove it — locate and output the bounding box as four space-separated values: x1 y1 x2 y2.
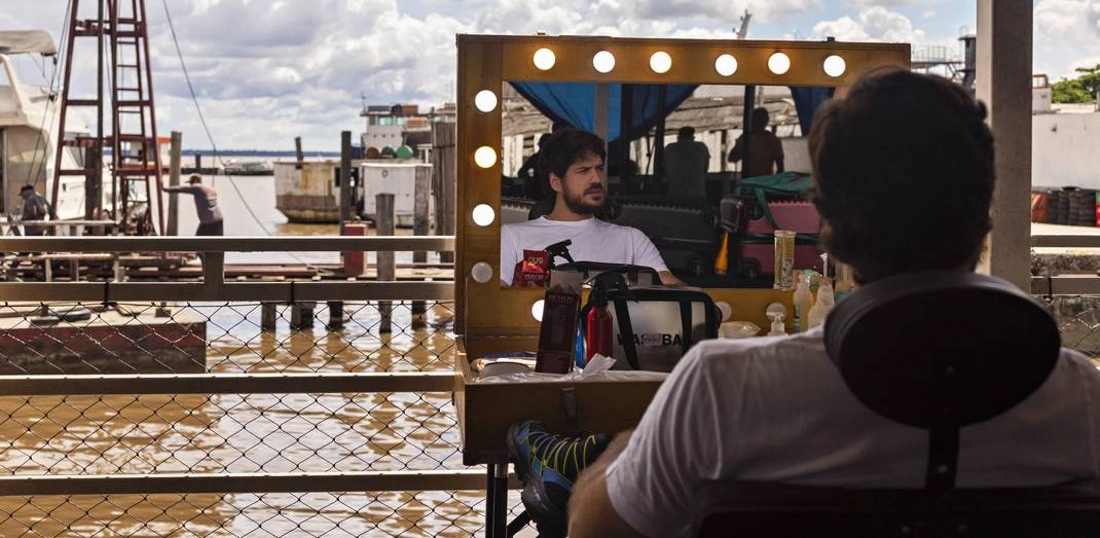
549 173 564 194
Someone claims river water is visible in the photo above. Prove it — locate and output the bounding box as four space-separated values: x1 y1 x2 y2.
0 173 479 537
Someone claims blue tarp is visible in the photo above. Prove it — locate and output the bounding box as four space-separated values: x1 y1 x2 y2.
510 82 697 142
511 82 835 140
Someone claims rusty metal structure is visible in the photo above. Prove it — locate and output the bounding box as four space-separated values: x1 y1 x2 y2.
53 0 165 235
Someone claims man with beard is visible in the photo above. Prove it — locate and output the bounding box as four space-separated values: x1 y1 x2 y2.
499 128 680 286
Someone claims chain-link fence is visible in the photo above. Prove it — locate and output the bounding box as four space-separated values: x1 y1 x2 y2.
0 297 528 537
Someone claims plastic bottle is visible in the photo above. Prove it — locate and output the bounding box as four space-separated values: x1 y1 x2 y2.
792 273 813 333
585 282 614 363
806 277 835 330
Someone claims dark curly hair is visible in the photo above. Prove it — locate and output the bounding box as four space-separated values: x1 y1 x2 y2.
808 67 995 283
535 128 606 186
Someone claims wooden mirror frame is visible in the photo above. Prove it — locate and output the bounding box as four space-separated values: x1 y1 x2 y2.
454 34 910 355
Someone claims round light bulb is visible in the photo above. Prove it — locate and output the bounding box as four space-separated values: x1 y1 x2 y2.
592 50 616 73
472 204 495 227
470 261 493 284
768 52 791 75
533 48 556 71
473 146 497 168
531 300 545 322
823 55 846 77
474 90 498 112
714 54 738 77
649 51 672 74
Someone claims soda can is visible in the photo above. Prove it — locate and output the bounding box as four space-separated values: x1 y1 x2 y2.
773 230 796 290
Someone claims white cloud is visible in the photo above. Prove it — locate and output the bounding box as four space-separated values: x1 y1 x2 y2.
844 0 947 6
1034 0 1100 80
810 6 927 43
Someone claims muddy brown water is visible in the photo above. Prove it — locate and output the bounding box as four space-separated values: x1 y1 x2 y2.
0 176 490 536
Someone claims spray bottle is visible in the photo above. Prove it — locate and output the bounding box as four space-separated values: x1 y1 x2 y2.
583 272 623 364
806 277 835 330
792 272 813 333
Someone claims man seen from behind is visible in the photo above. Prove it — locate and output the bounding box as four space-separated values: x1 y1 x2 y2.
508 69 1100 538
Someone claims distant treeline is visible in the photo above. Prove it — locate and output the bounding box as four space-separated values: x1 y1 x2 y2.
181 149 342 157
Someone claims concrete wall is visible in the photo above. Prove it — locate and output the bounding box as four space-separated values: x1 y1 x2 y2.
1033 113 1100 189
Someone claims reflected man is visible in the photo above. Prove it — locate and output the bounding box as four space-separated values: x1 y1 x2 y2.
662 126 710 198
728 107 784 177
500 129 681 286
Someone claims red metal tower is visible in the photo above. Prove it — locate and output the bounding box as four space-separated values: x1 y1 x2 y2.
52 0 165 235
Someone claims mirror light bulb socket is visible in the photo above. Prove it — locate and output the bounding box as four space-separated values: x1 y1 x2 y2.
474 90 498 112
473 146 497 168
649 51 672 74
768 52 791 75
593 50 616 73
533 48 556 70
471 204 495 227
823 55 846 77
470 261 493 284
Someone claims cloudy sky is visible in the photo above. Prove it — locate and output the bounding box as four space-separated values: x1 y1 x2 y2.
0 0 1096 150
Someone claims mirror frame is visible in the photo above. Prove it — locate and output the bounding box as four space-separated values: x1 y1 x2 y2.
454 34 910 348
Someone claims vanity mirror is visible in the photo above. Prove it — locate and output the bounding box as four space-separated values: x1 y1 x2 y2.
455 34 909 354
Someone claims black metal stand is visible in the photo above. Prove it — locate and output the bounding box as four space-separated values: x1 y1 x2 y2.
485 462 509 537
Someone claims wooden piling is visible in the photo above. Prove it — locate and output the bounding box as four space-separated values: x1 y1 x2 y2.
290 302 316 330
339 131 353 233
261 303 277 330
377 193 396 334
295 137 304 170
412 165 431 327
327 301 345 330
168 131 182 236
431 122 456 264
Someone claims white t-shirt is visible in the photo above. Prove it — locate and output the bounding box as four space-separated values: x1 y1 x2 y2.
499 217 669 285
607 328 1100 538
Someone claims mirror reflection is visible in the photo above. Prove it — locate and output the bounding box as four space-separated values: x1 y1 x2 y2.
499 81 827 288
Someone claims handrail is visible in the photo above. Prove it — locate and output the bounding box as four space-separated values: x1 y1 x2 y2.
0 235 455 252
1032 235 1100 249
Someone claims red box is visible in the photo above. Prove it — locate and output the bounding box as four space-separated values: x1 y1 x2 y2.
743 200 821 235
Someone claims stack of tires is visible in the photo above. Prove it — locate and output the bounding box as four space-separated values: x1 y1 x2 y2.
1047 189 1069 225
1067 189 1098 227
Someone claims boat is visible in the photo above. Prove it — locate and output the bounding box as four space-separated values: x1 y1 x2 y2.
274 102 455 224
0 30 96 222
222 159 273 176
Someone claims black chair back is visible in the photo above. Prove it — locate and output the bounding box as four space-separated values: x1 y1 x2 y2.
690 272 1100 537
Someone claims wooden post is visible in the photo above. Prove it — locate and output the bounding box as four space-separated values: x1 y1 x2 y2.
168 131 182 236
290 302 316 330
261 303 277 330
327 301 345 330
431 122 456 263
84 145 101 220
295 137 304 170
377 193 396 334
339 131 353 233
412 165 431 327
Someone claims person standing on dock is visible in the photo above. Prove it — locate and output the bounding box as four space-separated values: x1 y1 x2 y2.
164 174 224 236
19 184 56 237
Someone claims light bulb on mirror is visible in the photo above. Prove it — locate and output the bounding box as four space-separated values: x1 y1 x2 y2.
470 261 493 284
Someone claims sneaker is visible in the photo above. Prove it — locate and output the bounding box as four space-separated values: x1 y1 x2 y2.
506 421 611 536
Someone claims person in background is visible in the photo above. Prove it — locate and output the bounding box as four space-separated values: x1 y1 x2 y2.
9 184 57 269
519 133 552 201
662 126 711 198
164 174 224 236
18 184 56 237
728 107 784 177
510 69 1100 538
500 128 681 286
